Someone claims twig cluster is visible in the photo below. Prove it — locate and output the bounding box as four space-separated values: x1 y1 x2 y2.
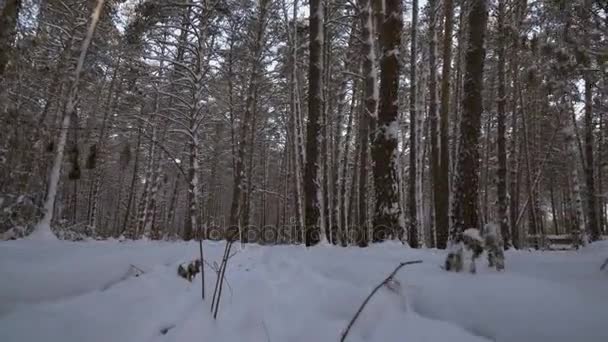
210 230 239 319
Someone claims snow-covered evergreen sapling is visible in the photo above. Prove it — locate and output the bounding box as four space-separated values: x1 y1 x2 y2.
445 224 506 273
484 223 505 270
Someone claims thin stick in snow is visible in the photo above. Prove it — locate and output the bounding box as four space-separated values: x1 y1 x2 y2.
340 260 422 342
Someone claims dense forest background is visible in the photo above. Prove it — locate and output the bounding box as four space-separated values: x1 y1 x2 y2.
0 0 606 248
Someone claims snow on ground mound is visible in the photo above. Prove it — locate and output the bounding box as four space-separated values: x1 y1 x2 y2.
0 240 607 342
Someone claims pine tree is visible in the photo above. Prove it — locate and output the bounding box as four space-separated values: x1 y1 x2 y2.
371 0 405 242
449 0 488 242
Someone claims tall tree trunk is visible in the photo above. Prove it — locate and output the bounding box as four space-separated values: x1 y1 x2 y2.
550 173 559 235
496 0 509 248
371 0 404 242
449 0 488 242
435 0 453 249
428 0 440 248
287 2 305 240
304 0 324 246
121 126 142 237
407 0 419 247
339 78 359 245
331 76 350 244
584 75 599 241
357 0 377 247
566 107 586 246
229 0 269 238
242 88 259 241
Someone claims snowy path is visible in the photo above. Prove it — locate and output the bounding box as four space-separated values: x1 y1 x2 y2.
1 240 607 342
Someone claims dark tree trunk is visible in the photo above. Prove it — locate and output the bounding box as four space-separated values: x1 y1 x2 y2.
428 0 440 249
407 0 419 247
121 126 142 237
357 0 376 247
304 0 324 246
449 0 488 241
584 76 599 241
496 0 509 248
435 0 453 249
371 0 404 242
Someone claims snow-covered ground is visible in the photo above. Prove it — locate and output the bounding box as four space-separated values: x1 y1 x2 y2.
1 239 607 342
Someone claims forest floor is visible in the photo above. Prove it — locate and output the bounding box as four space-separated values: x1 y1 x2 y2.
1 238 607 342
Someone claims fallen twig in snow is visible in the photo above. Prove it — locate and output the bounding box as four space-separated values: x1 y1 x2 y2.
129 264 145 275
159 324 175 335
601 258 608 271
340 260 423 342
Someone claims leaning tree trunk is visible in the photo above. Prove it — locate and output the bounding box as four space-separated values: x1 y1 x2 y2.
449 0 488 242
371 0 405 242
304 0 324 246
32 0 106 239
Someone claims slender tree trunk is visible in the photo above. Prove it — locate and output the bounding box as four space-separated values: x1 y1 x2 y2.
340 79 359 245
549 173 559 235
584 75 599 241
407 0 419 247
428 0 441 248
357 0 377 247
496 0 509 248
435 0 453 249
567 107 586 246
121 126 142 237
